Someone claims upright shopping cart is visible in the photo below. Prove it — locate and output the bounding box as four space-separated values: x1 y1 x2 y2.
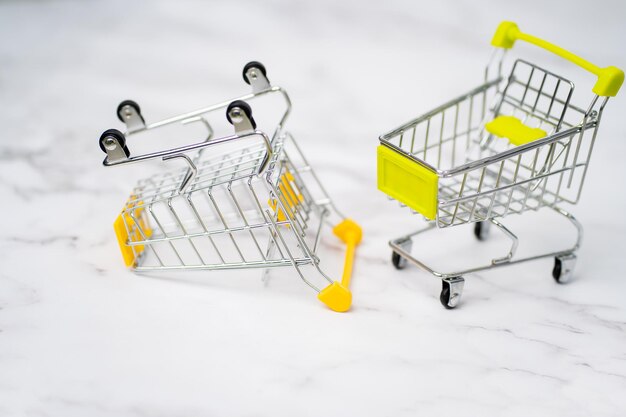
377 22 623 308
98 61 361 312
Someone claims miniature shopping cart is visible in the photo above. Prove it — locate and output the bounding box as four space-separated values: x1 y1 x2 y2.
98 61 361 312
378 22 623 308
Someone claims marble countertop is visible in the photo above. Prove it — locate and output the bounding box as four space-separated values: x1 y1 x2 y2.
1 0 626 415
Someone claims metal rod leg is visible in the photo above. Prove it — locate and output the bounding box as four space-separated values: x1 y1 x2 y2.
552 206 583 252
489 218 519 264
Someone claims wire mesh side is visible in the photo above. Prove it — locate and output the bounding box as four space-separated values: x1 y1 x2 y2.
380 79 500 173
436 120 600 227
435 61 602 226
118 133 338 271
380 59 607 227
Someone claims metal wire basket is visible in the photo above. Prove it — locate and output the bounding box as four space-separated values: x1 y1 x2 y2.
377 22 623 308
99 62 361 312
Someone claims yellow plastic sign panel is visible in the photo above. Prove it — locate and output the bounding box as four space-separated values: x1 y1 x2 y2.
377 145 438 220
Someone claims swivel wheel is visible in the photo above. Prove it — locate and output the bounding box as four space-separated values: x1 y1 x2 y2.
552 253 576 283
391 251 407 269
440 277 465 309
474 221 491 241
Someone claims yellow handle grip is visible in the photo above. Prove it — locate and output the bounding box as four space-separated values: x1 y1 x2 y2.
317 219 362 312
491 21 624 97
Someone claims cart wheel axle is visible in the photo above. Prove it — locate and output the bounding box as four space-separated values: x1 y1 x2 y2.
99 129 130 158
242 61 268 84
117 100 143 123
226 100 257 130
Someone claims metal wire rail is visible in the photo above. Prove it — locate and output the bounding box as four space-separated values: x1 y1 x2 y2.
377 21 623 308
98 62 362 312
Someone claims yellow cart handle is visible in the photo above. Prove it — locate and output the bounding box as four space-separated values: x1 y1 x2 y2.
491 21 624 97
317 219 362 312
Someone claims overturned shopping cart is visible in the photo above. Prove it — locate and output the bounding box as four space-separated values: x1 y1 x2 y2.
377 22 623 308
99 61 361 312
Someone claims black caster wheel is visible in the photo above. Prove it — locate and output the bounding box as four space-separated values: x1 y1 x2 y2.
391 251 406 269
552 254 576 283
474 221 490 241
440 277 464 309
226 100 257 129
440 284 453 309
552 259 561 282
116 99 143 123
99 128 129 157
242 61 268 84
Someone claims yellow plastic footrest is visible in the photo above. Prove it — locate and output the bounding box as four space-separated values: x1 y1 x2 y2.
485 115 547 146
113 197 152 267
318 282 352 312
377 145 438 219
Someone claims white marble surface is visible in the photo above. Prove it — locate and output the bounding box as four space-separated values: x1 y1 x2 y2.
1 0 626 415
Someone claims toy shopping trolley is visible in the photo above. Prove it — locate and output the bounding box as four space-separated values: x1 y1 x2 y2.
377 22 623 308
98 61 361 312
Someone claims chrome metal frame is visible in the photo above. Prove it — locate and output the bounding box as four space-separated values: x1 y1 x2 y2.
379 50 611 307
100 65 348 296
390 206 582 278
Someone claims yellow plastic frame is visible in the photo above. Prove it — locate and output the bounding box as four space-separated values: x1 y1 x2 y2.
492 21 623 97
